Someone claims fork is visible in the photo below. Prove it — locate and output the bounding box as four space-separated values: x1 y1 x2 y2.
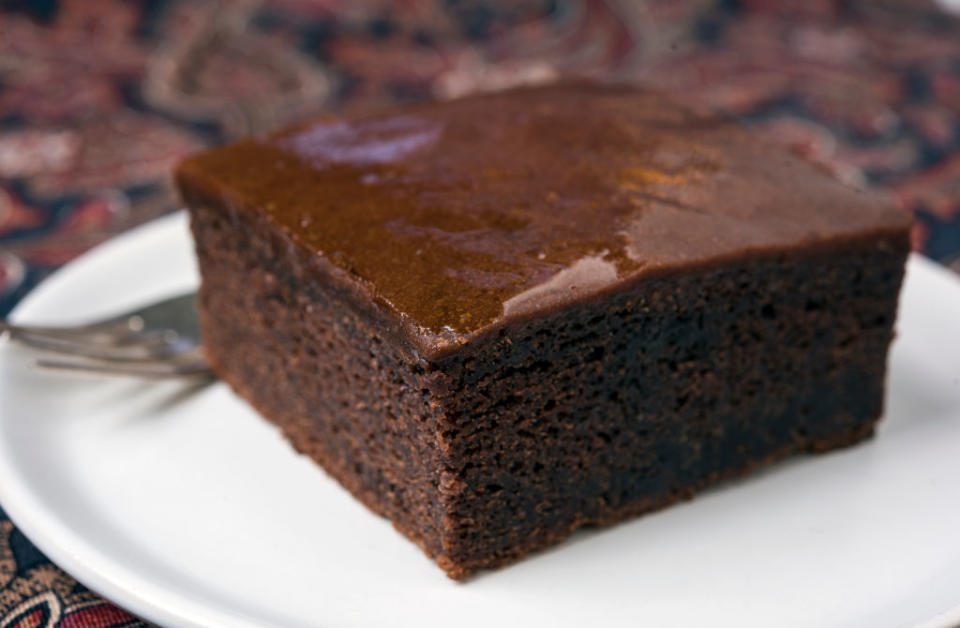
0 292 213 379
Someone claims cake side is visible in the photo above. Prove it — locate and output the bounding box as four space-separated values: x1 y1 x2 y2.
186 197 462 570
428 230 909 575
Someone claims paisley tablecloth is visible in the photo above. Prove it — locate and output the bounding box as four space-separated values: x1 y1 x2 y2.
1 0 959 625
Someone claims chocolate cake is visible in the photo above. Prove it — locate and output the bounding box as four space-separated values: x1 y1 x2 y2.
175 82 911 579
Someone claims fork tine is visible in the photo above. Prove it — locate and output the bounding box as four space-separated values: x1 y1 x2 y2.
1 317 134 341
35 358 213 379
7 328 182 360
0 323 145 355
35 348 211 378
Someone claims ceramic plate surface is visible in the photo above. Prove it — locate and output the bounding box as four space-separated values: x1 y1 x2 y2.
1 212 960 628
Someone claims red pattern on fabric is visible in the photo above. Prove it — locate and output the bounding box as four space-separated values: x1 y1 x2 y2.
57 603 143 628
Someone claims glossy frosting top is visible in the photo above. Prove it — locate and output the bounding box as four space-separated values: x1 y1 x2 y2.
177 82 909 355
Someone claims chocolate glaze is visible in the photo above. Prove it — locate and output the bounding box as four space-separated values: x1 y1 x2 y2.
176 82 910 357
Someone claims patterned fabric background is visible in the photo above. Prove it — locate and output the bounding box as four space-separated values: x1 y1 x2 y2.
0 0 958 625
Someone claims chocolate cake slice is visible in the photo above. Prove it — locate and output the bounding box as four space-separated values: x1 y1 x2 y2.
175 82 911 579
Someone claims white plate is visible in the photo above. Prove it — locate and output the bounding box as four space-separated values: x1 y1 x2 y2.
2 212 960 628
